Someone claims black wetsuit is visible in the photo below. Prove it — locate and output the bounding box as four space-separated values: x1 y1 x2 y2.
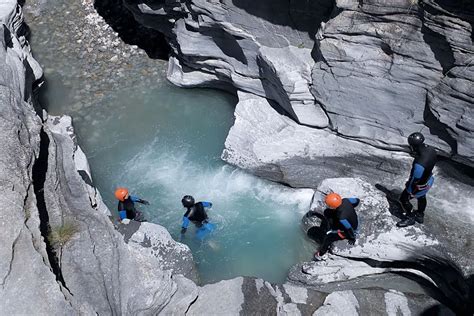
400 144 437 214
182 201 211 228
118 195 147 220
319 198 359 255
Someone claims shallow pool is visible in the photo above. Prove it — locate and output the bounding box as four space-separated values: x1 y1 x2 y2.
25 0 315 284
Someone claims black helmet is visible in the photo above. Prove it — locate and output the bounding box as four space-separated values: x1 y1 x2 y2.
181 195 195 207
407 132 425 149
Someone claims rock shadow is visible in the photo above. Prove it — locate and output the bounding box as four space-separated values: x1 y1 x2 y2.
375 184 405 220
305 211 328 244
94 0 170 59
434 0 474 42
231 0 335 40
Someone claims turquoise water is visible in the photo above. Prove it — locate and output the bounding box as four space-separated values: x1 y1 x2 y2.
24 0 315 284
75 84 315 284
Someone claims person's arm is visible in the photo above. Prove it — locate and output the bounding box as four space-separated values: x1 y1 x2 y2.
201 201 212 208
181 209 191 234
347 197 360 207
119 209 127 221
130 195 150 205
339 219 356 240
406 163 425 194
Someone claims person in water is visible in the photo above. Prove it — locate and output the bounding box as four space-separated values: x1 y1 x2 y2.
397 132 437 227
114 187 149 223
313 192 359 261
180 195 214 239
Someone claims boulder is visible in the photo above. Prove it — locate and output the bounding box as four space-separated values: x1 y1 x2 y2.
222 91 409 186
117 220 198 281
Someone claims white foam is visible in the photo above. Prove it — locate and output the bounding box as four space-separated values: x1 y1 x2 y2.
122 140 313 215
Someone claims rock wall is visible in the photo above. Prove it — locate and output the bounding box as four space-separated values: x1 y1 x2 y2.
0 2 73 314
1 0 471 314
111 0 473 168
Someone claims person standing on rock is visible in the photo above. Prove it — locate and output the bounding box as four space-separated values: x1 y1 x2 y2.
313 193 359 261
115 187 149 223
180 195 215 240
396 132 437 227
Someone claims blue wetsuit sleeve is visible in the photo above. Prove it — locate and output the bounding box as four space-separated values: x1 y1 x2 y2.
130 195 139 202
201 201 213 208
339 219 355 239
407 163 424 193
347 198 360 207
182 216 190 229
119 210 127 220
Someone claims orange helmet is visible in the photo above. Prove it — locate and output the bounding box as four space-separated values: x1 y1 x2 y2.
325 193 342 209
114 187 129 201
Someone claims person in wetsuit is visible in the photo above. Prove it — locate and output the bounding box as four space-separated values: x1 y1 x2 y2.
115 187 149 223
313 193 359 261
397 132 437 227
180 195 213 236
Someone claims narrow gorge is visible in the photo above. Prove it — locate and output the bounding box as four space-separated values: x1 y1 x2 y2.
0 0 473 315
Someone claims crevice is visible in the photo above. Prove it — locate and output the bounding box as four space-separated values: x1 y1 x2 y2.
1 230 21 289
85 225 117 315
423 94 458 155
32 128 69 290
184 294 199 314
417 1 455 75
94 0 171 59
332 253 473 315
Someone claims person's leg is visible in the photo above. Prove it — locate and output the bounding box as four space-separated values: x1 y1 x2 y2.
399 189 413 214
317 232 344 256
413 195 427 224
397 189 416 227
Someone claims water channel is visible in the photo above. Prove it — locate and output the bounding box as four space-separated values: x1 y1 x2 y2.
24 0 315 284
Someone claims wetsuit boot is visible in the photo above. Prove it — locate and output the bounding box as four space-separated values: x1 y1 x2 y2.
413 211 424 224
313 251 328 261
396 215 415 227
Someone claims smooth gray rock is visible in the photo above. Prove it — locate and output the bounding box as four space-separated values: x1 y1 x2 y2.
427 65 474 165
0 2 74 314
222 91 409 186
117 220 198 282
0 1 73 315
311 0 474 163
122 0 333 127
119 0 474 165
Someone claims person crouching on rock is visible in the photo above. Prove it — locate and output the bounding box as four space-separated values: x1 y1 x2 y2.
180 195 215 239
313 193 359 261
114 187 149 224
396 132 437 227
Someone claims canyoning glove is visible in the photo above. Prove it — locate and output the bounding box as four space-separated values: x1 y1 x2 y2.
140 199 150 205
348 238 356 245
181 227 187 234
